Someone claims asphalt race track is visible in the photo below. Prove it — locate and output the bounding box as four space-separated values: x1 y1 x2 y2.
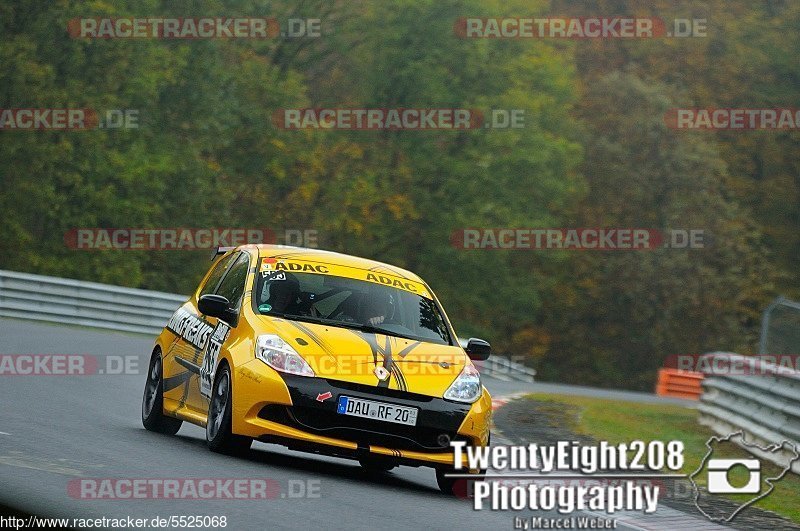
0 318 700 530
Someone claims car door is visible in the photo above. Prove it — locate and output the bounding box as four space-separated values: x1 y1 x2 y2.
162 252 238 416
195 251 250 414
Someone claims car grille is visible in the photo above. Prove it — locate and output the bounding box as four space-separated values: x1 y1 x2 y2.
258 404 466 453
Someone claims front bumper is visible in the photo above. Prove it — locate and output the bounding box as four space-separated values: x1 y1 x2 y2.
231 359 492 468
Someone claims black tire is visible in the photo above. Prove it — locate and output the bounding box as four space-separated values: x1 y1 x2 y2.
437 434 490 495
142 349 183 435
358 457 396 473
435 467 459 495
436 467 486 496
206 364 252 455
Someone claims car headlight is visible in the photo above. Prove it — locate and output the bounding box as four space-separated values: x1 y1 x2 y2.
443 363 482 403
255 334 314 377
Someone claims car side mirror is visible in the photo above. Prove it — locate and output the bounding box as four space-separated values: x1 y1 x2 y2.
198 294 231 320
464 337 491 361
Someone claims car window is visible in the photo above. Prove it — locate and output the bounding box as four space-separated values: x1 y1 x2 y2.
199 252 237 297
314 290 352 316
255 271 451 345
215 252 250 310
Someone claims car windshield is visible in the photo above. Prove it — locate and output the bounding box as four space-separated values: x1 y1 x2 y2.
254 271 451 345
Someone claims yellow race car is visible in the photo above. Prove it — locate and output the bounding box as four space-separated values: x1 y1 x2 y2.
142 245 492 493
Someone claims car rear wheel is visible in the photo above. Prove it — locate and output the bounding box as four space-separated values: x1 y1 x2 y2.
206 364 252 455
142 350 183 435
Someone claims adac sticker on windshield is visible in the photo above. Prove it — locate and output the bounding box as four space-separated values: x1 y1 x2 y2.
364 272 430 298
259 257 431 298
261 258 329 273
275 262 329 273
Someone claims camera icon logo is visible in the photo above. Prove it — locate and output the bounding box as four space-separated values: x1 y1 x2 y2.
706 458 761 494
690 432 800 522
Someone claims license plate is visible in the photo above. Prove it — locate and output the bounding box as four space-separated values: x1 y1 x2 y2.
336 396 418 426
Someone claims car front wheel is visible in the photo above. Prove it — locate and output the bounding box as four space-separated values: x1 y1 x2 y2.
437 434 490 495
206 364 252 455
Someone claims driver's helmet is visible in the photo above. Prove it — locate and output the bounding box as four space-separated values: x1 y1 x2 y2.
263 272 300 313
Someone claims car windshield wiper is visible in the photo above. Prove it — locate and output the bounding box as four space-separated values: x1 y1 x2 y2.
265 312 367 329
267 313 420 341
351 323 419 342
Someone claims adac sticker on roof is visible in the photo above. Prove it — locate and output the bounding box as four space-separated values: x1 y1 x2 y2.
259 258 430 298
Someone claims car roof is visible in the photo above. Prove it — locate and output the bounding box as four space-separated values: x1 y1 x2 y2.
236 244 426 283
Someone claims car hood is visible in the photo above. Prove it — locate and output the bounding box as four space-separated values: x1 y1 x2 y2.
256 316 468 397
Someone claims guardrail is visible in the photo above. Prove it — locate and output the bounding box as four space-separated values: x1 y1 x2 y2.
697 351 800 474
0 269 186 335
478 356 537 383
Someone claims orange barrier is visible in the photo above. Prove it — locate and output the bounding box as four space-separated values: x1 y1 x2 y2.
655 368 704 400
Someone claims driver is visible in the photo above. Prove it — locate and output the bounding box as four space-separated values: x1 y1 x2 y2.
361 291 394 326
263 273 300 314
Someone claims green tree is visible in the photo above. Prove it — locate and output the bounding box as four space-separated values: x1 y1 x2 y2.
536 72 778 389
